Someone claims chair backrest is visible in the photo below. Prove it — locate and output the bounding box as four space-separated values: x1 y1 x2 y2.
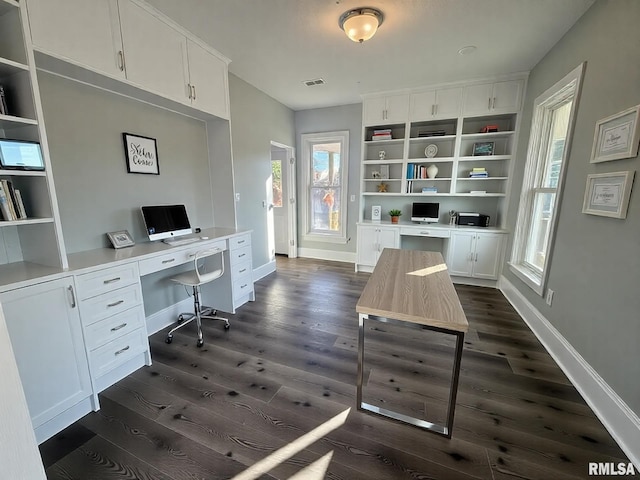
193 248 225 284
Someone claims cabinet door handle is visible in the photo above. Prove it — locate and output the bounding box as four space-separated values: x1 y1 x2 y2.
475 253 478 262
67 285 76 308
488 97 492 110
107 299 124 308
114 345 130 356
187 83 192 99
162 258 176 264
117 51 125 71
431 104 435 116
111 323 127 332
492 97 496 109
103 277 121 284
192 85 196 100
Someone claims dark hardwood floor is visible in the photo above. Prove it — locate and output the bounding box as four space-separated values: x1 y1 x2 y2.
40 256 635 479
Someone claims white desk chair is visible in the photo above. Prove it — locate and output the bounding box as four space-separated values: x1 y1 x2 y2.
165 247 229 347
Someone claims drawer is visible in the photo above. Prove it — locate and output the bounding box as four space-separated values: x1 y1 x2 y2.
230 259 252 278
79 283 143 326
75 263 139 300
399 227 451 238
84 306 146 351
229 233 251 250
233 275 253 302
89 328 148 379
138 240 225 276
229 245 251 266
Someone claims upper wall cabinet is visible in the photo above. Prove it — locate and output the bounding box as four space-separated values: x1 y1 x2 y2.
463 80 523 116
25 0 230 120
26 0 125 79
363 93 409 125
409 86 462 121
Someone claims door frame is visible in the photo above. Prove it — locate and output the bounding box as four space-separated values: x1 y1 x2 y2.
270 141 297 258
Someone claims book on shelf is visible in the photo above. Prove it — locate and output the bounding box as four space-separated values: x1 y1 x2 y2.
421 187 438 193
0 85 8 116
417 130 446 137
0 182 13 220
0 179 17 220
371 133 392 140
469 167 489 177
470 190 487 195
14 189 27 219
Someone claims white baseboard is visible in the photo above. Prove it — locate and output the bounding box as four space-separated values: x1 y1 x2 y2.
297 247 356 263
500 275 640 469
253 260 276 282
145 298 193 336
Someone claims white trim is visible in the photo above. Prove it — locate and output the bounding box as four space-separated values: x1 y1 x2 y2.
297 247 356 264
145 297 193 336
500 275 640 470
253 260 276 282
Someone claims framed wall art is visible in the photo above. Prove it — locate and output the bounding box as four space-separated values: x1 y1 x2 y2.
582 171 635 218
590 105 640 163
123 133 159 174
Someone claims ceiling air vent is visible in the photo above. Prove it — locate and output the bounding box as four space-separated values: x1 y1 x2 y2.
303 78 325 87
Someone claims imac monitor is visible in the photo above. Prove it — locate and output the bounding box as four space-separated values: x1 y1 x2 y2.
411 202 439 223
141 204 192 241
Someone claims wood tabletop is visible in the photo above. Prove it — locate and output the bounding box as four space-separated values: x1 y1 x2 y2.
356 249 468 333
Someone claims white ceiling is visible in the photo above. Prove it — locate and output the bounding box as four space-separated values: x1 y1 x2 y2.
146 0 595 111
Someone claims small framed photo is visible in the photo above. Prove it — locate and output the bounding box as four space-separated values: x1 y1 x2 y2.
107 230 136 249
472 141 495 156
590 105 640 163
123 133 159 175
582 171 635 219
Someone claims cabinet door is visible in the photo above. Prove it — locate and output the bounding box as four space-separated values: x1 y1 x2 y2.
26 0 124 78
384 94 410 124
472 233 504 279
356 226 379 266
446 231 475 276
377 227 400 254
462 83 494 115
492 80 522 113
0 277 92 432
118 0 189 103
434 86 462 118
409 90 436 121
187 39 229 119
363 97 387 125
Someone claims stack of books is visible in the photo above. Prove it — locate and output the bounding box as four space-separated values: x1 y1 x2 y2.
469 167 489 178
0 179 27 221
0 85 8 115
371 129 392 141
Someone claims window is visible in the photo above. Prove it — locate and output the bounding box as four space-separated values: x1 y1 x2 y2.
271 160 282 208
301 131 349 243
510 64 585 295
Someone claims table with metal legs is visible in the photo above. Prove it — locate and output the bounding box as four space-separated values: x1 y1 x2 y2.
355 249 468 438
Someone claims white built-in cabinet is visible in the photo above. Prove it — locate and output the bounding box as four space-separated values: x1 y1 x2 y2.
26 0 124 79
462 80 523 116
356 224 400 270
409 86 462 121
363 93 410 125
25 0 230 119
445 231 504 279
0 277 93 444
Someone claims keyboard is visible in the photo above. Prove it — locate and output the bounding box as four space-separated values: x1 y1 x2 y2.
163 237 200 247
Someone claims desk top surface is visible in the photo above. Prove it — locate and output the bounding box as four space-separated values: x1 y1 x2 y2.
356 248 468 333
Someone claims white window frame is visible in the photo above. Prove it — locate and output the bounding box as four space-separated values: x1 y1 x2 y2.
510 63 585 295
300 131 349 244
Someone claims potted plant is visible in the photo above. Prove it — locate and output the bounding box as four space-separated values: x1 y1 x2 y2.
388 209 402 224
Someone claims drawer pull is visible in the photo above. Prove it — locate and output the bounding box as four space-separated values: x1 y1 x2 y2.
420 231 430 235
237 239 245 244
162 258 176 264
114 345 130 356
240 284 248 289
111 323 127 332
239 268 247 273
107 300 124 308
238 253 246 258
103 277 121 284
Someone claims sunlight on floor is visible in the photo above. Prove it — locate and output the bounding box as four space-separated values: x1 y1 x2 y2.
231 408 350 480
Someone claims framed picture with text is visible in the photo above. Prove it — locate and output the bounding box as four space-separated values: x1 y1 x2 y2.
590 105 640 163
582 171 635 219
107 230 135 249
123 133 159 175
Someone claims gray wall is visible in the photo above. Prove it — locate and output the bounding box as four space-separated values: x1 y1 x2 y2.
503 0 640 414
39 72 212 254
294 104 363 254
228 74 295 270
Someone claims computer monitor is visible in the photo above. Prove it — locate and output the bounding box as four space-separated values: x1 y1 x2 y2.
411 202 439 223
141 204 192 241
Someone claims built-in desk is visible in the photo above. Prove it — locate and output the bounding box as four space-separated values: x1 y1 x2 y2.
356 248 468 437
0 227 253 443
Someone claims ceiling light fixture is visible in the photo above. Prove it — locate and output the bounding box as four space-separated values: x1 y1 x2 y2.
339 7 384 43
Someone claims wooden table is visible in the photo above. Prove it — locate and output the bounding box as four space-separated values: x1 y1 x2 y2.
356 248 468 437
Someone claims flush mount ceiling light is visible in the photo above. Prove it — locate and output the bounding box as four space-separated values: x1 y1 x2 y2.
339 7 384 43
